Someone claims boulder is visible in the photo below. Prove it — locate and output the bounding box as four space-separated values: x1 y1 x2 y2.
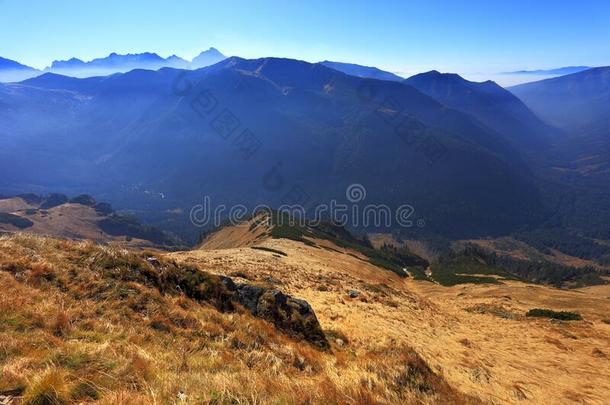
149 262 329 350
221 277 329 350
348 290 360 298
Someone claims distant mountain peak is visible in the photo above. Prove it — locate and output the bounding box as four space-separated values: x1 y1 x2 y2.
194 47 224 57
405 69 554 147
413 70 463 81
409 70 504 90
49 57 86 69
7 48 226 79
424 69 441 76
191 47 227 68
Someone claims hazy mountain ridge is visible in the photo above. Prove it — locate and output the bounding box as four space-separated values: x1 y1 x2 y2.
0 56 40 82
320 60 404 81
0 48 226 82
507 67 610 235
44 48 227 78
404 70 557 148
509 66 610 130
506 66 591 75
0 56 542 238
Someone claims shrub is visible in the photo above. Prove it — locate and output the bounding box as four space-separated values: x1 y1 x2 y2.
124 353 153 385
70 381 99 401
526 308 582 321
22 368 70 405
324 328 350 345
53 311 71 337
250 246 287 256
149 316 173 333
0 213 33 229
28 262 56 282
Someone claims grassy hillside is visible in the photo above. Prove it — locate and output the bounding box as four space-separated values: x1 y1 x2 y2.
0 233 473 404
0 194 183 249
267 212 429 277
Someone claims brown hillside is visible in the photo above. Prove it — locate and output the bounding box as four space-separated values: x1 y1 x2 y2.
171 225 610 404
0 233 475 404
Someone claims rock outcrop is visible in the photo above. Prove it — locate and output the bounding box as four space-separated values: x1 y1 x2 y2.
143 256 329 350
221 279 330 350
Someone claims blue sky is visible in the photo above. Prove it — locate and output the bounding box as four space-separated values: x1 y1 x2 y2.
1 0 609 85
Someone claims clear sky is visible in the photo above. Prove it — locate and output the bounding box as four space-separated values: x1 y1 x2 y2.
1 0 609 85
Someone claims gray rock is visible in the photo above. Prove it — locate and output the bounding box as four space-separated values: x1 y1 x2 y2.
221 277 329 350
146 256 160 266
348 289 360 298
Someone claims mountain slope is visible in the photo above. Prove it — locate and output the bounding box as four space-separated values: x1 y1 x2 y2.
404 70 556 148
0 57 543 238
320 60 403 81
509 66 610 131
0 231 490 404
509 67 610 234
2 211 609 403
0 56 40 82
0 194 181 248
172 218 610 404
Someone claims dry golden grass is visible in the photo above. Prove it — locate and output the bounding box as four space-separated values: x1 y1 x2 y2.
172 235 610 404
0 233 474 404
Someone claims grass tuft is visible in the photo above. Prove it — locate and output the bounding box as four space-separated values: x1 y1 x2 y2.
52 311 71 337
22 368 70 405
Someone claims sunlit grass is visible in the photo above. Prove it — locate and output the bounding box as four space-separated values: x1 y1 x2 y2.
0 233 474 404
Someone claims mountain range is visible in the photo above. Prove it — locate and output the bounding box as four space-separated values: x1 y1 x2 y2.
509 66 610 131
1 53 609 242
404 70 557 148
0 56 548 239
0 48 226 82
44 47 226 77
508 67 610 233
506 66 591 76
